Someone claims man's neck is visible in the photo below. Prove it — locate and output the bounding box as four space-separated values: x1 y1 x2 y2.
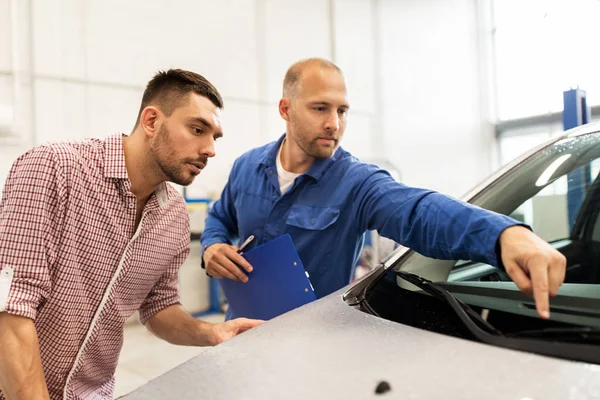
280 135 315 174
123 132 163 202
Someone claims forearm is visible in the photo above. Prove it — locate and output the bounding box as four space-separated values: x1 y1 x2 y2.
384 192 518 265
0 313 50 400
358 173 520 267
145 305 216 347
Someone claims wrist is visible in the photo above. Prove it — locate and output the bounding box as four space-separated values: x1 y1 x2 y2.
499 224 531 244
195 320 218 346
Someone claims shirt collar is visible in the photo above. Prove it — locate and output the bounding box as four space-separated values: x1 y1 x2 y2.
258 133 339 182
104 134 129 180
103 134 169 208
154 183 169 208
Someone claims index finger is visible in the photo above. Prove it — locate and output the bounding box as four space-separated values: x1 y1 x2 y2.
220 258 249 282
529 258 551 319
226 247 254 273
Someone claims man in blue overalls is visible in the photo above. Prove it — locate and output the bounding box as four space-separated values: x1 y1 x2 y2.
200 58 565 321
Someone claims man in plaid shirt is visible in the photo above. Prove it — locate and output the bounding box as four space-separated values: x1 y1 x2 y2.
0 69 263 400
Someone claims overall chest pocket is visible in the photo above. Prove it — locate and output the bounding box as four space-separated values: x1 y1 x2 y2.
285 204 340 278
286 204 340 230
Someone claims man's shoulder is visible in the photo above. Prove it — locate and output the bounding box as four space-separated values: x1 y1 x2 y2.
12 138 105 173
235 140 277 165
43 137 104 159
333 146 386 176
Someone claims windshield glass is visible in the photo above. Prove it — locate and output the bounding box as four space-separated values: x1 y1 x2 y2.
362 131 600 363
394 131 600 287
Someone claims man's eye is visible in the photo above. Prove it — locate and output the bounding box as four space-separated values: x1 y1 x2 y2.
193 127 204 135
314 107 326 112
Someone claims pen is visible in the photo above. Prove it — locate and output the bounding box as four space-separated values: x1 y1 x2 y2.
237 235 255 254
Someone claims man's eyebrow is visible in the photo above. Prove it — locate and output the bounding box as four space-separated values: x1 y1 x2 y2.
188 117 212 128
309 101 350 109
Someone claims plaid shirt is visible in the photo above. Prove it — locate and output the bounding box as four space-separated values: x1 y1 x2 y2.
0 135 190 399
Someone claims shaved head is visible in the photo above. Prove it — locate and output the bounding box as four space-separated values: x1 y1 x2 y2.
278 58 349 162
282 58 344 99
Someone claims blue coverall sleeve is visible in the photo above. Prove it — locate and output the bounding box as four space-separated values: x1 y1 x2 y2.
201 159 241 249
353 169 521 268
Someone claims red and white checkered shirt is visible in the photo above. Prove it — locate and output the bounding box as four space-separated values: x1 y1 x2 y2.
0 134 190 399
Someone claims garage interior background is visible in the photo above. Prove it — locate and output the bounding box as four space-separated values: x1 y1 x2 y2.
0 0 599 396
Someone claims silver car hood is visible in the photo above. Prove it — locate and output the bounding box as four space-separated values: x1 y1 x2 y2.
122 289 600 400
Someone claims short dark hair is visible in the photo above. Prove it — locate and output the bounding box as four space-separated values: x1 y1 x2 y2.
283 58 343 99
135 69 223 127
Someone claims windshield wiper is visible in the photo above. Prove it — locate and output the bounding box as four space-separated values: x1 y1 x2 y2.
508 327 600 343
395 271 600 344
392 271 600 365
394 271 503 336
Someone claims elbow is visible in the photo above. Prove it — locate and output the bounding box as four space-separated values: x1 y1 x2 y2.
144 317 161 339
144 316 175 344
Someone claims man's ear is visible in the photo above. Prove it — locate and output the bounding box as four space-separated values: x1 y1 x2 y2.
279 98 291 122
140 106 161 138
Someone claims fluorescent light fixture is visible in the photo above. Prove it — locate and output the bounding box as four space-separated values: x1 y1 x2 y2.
535 154 572 187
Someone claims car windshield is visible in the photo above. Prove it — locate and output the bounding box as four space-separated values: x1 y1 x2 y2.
396 131 600 285
361 130 600 363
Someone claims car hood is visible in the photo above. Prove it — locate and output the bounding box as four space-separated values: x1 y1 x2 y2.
122 288 600 400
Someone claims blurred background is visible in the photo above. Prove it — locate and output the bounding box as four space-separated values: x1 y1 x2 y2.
2 0 599 199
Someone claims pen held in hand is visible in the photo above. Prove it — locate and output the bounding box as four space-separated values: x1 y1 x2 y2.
237 235 255 254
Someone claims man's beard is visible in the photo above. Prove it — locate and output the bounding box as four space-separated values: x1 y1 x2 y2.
289 115 339 159
150 125 204 186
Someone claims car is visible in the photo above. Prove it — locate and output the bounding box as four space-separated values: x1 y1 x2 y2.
122 122 600 400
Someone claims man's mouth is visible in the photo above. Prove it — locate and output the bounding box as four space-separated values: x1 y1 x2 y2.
317 137 337 144
188 162 206 174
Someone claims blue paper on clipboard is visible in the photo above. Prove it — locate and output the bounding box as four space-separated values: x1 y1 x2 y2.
219 234 317 320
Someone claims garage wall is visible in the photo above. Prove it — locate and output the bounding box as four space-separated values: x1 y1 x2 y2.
378 0 496 197
0 0 492 200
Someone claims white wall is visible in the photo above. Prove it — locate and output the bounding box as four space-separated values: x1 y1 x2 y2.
378 0 495 197
0 0 493 200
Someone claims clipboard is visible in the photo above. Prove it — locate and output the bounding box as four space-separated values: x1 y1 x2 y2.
219 234 317 320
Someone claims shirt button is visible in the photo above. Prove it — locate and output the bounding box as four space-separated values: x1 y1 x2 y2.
129 203 135 209
270 170 273 174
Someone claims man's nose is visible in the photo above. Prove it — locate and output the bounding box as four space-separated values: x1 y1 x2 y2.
200 138 216 158
324 112 340 132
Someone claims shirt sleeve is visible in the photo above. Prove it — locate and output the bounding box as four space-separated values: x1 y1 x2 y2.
138 232 190 325
353 167 524 268
0 146 65 320
200 158 241 250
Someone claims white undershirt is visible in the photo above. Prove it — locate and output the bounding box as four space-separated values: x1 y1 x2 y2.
276 141 301 194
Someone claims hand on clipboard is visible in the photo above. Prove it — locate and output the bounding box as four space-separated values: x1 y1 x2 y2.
202 236 255 282
220 234 317 320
